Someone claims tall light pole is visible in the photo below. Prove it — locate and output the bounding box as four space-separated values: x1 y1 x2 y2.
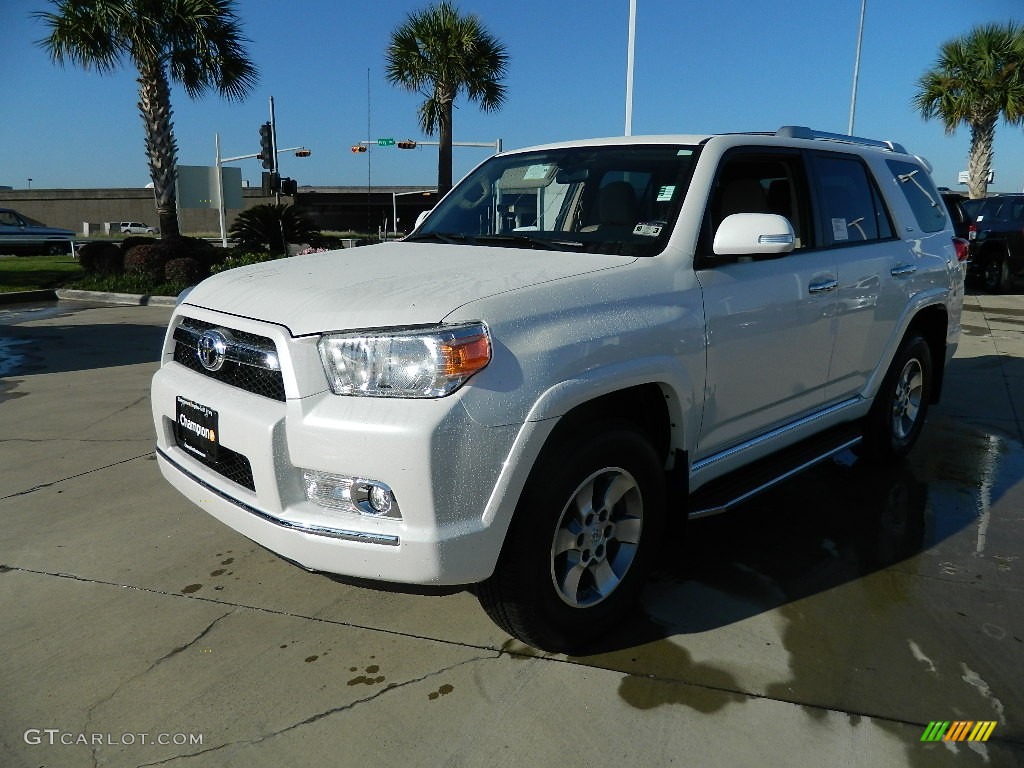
625 0 637 136
848 0 867 135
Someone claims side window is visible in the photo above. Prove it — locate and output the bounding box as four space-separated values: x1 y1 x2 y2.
813 154 894 246
887 159 947 233
708 153 812 250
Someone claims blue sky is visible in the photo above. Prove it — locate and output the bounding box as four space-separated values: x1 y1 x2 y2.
2 0 1023 193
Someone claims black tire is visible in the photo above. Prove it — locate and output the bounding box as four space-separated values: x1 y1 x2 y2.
477 421 666 653
982 254 1012 294
860 334 932 459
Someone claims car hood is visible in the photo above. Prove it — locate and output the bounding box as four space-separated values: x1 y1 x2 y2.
182 242 634 336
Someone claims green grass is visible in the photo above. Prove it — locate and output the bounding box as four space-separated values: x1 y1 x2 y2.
0 254 84 293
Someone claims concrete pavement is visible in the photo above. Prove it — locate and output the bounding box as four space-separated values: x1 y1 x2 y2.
0 295 1022 767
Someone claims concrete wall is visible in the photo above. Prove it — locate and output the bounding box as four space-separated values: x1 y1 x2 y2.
0 187 273 235
0 186 438 236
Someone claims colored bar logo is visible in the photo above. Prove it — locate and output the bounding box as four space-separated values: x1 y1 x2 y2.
921 721 997 742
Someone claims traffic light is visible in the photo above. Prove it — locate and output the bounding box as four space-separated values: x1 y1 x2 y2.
261 171 280 196
351 145 367 153
259 122 273 169
396 140 417 149
280 177 297 196
294 149 311 158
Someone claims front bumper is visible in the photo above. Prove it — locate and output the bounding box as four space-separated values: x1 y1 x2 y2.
151 310 523 585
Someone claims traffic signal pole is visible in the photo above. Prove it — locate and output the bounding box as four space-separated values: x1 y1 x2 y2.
269 96 280 202
215 133 311 247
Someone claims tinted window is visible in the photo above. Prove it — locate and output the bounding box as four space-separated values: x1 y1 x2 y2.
887 159 947 233
708 153 813 250
814 155 893 245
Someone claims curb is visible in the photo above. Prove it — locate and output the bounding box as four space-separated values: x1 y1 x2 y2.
55 289 178 307
0 289 177 307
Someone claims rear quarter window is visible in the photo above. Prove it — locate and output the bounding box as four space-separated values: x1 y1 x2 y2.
887 159 947 233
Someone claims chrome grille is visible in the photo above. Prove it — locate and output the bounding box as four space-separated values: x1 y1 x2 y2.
173 318 286 401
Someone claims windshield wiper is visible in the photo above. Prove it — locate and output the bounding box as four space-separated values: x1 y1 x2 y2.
403 232 470 244
471 234 585 252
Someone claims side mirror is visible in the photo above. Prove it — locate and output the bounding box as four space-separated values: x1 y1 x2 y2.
712 213 795 256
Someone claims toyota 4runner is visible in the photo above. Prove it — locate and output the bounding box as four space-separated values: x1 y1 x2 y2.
152 126 965 652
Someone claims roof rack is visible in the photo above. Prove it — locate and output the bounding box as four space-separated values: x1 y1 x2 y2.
776 125 906 155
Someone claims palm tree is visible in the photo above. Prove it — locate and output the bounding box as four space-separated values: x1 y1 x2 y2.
36 0 258 236
385 1 508 196
913 22 1024 199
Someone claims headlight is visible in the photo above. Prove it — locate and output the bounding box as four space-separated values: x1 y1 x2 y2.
318 322 491 397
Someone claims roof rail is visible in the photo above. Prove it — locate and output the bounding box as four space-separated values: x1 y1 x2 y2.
776 125 906 155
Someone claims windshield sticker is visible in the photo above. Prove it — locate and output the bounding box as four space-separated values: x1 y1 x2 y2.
677 149 693 156
633 222 663 237
832 217 849 241
657 185 676 202
522 164 553 180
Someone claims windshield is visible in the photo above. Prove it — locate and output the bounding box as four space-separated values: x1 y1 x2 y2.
409 144 699 256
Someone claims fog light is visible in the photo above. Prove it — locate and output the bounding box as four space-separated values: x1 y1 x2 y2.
368 484 393 515
302 470 401 518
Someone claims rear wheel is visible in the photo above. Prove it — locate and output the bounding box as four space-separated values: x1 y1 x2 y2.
982 254 1012 293
478 421 666 653
860 334 932 459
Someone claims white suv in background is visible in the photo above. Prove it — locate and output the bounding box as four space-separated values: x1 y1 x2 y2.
152 126 965 652
116 221 158 234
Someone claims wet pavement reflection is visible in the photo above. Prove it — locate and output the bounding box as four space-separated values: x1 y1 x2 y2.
553 416 1024 757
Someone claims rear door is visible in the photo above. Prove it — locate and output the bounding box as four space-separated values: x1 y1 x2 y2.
822 155 948 403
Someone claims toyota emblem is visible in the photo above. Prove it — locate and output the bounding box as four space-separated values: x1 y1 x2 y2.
196 329 229 372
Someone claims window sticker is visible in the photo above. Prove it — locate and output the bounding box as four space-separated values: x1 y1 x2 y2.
522 164 552 180
633 222 663 237
832 218 849 241
657 185 676 202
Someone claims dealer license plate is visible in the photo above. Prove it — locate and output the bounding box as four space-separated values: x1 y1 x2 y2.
175 395 219 463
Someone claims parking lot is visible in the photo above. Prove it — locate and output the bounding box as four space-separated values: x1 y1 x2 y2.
1 294 1022 767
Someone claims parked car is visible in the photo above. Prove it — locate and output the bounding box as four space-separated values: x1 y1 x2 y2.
0 208 75 255
115 221 158 234
939 190 976 240
967 193 1024 292
152 125 964 651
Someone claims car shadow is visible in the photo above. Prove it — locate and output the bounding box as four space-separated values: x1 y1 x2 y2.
0 319 165 379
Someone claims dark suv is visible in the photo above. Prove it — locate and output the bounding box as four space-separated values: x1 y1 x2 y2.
968 194 1024 292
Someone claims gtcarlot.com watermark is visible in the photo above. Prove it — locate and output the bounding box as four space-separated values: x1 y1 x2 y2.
24 729 204 747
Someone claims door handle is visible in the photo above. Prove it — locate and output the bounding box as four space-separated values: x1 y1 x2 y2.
891 264 917 277
808 278 838 294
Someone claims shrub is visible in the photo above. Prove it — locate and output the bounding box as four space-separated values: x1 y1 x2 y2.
123 243 166 277
164 257 204 286
77 241 123 275
121 235 158 254
209 250 279 274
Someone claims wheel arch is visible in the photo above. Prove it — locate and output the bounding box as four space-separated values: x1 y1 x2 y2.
906 303 949 404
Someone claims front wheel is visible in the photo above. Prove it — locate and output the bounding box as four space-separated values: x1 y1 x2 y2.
477 421 666 653
860 334 932 459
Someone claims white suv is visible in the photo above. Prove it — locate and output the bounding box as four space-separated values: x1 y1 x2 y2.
152 126 965 651
117 221 158 234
